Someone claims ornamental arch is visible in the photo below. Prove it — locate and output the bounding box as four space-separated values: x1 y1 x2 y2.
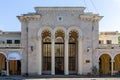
8 52 22 75
42 29 52 74
38 26 52 39
97 52 113 60
68 29 79 74
55 28 65 74
99 53 112 75
37 26 83 75
113 54 120 72
0 52 7 73
67 26 82 37
54 26 66 34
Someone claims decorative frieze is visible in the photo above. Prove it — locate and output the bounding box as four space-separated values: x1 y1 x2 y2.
35 7 85 13
79 14 103 22
17 15 41 22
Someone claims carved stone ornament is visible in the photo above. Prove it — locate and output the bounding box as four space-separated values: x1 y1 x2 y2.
79 14 103 22
51 34 55 39
65 34 69 40
38 33 41 40
17 15 41 22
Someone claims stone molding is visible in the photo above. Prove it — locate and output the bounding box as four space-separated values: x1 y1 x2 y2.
79 14 103 22
17 15 40 22
96 49 120 52
35 7 85 12
96 49 120 60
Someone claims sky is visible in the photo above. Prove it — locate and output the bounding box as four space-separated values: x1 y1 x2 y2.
0 0 120 32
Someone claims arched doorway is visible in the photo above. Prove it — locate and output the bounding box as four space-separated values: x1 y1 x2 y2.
55 30 64 74
8 52 21 75
0 53 6 73
114 54 120 72
9 60 21 75
42 30 51 74
69 30 78 74
99 54 111 75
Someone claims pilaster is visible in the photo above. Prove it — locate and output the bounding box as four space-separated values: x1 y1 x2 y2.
64 33 69 75
111 59 114 75
78 36 83 75
38 34 42 75
51 31 55 75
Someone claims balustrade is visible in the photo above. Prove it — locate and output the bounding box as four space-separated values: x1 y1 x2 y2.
98 44 120 49
0 44 22 49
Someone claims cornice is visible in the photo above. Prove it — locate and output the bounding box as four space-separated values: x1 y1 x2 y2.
35 7 85 11
17 15 41 22
96 49 120 52
79 14 103 22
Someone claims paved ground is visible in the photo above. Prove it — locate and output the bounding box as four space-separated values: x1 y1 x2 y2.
25 78 120 80
0 75 120 80
0 76 23 80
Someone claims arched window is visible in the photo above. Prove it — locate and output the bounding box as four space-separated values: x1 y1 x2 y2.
42 31 51 74
69 30 78 74
55 30 64 74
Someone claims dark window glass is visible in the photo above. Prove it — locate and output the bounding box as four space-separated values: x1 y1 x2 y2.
99 40 101 44
43 43 51 71
99 40 104 44
69 42 76 71
7 40 12 44
15 40 20 44
106 40 112 44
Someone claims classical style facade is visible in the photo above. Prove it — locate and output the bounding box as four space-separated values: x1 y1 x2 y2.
17 7 102 75
0 7 120 76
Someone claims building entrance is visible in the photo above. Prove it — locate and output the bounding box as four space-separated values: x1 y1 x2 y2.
0 53 6 73
55 43 64 75
55 57 64 74
99 54 111 75
9 60 21 75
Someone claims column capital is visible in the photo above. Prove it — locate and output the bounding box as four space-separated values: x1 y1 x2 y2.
38 33 42 40
78 34 82 39
97 60 100 63
51 34 55 40
6 59 9 62
111 59 114 62
65 34 69 40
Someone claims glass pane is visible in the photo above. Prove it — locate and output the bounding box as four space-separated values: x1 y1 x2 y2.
43 43 51 71
69 43 76 71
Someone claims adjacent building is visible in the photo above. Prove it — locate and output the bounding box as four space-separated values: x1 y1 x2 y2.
0 31 22 75
99 31 119 44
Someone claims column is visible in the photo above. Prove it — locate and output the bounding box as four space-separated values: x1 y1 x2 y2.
97 59 100 73
111 59 114 75
64 34 69 75
38 38 42 75
51 34 55 75
78 38 83 75
6 60 9 76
